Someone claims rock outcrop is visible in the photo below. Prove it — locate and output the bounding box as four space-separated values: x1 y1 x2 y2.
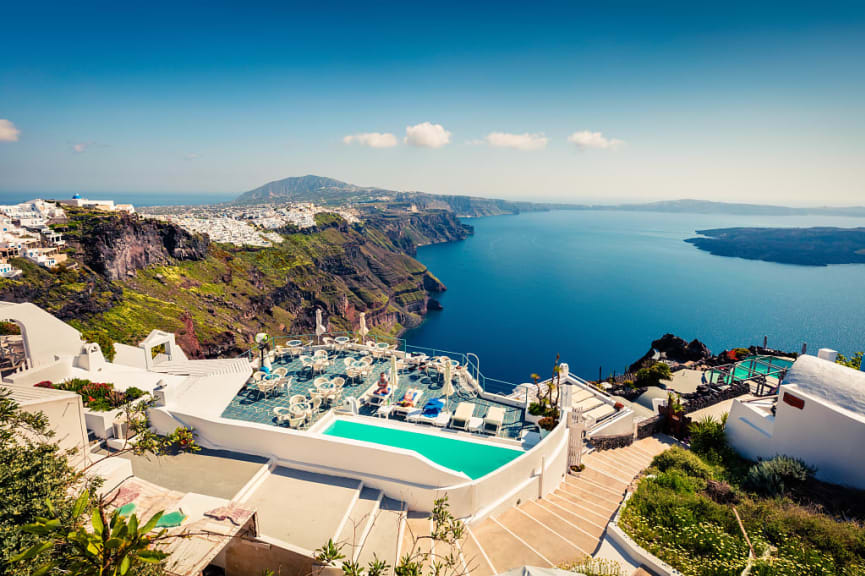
629 334 712 372
69 211 209 280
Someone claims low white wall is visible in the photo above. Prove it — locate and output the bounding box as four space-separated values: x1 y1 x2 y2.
113 343 148 368
154 407 570 519
606 492 683 576
727 386 865 490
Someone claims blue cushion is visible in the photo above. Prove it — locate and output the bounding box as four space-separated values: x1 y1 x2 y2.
424 398 444 409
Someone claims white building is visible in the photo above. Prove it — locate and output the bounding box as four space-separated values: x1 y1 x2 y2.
726 353 865 490
0 258 21 278
57 195 134 213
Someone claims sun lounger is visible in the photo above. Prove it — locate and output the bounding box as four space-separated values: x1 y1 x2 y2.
450 402 474 430
483 406 506 435
392 388 424 415
367 384 392 407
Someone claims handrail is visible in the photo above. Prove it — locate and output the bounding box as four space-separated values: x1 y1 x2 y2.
239 331 520 395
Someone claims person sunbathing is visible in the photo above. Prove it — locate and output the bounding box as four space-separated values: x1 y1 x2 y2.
374 373 390 395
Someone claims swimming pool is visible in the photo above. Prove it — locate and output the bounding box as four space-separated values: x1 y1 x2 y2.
322 420 523 479
706 355 794 385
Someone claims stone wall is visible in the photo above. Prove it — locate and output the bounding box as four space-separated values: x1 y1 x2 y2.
683 381 750 414
636 415 664 439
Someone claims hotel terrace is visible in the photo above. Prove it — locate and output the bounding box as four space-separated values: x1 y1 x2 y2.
2 302 678 576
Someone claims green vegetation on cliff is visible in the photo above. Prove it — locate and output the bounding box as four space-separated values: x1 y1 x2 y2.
0 206 465 358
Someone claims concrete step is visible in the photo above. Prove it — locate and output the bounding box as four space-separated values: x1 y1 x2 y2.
336 487 382 559
556 481 622 513
356 497 405 568
582 457 640 485
587 448 651 472
459 529 496 576
565 473 627 499
541 493 611 533
469 517 551 572
243 467 361 552
573 467 630 492
493 508 584 566
519 500 597 556
400 514 433 569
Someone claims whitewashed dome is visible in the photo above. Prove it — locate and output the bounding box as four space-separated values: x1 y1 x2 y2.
784 354 865 415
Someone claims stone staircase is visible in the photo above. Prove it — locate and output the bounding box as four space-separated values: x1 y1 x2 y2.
243 436 674 575
459 436 674 575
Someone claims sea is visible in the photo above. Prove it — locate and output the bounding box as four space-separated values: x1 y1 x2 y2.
6 190 865 384
404 210 865 385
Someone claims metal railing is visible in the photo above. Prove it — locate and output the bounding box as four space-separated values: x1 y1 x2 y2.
239 331 520 395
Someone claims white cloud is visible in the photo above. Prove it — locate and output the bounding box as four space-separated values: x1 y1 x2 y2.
0 119 20 142
342 132 398 148
185 152 201 160
404 122 451 148
71 142 91 153
485 132 548 150
567 130 624 151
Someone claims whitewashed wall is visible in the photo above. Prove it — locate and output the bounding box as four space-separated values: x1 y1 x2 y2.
727 386 865 490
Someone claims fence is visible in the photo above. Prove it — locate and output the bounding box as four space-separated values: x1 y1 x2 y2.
240 332 520 396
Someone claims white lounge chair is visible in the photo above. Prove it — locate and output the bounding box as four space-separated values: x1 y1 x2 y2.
450 402 474 430
483 407 506 435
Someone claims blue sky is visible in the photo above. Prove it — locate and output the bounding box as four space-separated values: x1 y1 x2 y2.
1 1 864 204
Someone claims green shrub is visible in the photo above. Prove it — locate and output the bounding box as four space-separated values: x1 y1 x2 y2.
635 362 672 387
744 455 815 497
654 469 707 494
689 415 730 464
124 387 146 401
652 446 713 479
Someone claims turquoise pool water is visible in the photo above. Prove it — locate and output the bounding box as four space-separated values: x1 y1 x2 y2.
707 355 794 385
322 420 523 479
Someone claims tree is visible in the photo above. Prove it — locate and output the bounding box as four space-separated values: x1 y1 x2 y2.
836 351 863 371
635 362 672 387
2 389 199 576
0 389 86 575
10 491 169 576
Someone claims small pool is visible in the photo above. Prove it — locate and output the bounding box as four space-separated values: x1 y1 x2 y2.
322 420 523 479
707 355 794 385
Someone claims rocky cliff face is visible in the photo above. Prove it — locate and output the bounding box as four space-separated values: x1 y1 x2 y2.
367 210 473 255
19 206 470 359
68 212 209 281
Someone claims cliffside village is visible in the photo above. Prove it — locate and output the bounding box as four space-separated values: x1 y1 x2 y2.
0 196 135 277
0 196 363 277
142 202 360 247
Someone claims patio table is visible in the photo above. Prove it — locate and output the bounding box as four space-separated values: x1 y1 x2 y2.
335 336 350 344
317 381 336 393
376 342 391 349
291 402 310 416
286 340 303 347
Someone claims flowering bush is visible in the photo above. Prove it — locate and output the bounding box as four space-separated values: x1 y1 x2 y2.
620 446 865 575
38 379 147 412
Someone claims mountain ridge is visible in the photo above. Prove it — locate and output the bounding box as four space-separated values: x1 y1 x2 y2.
232 175 865 218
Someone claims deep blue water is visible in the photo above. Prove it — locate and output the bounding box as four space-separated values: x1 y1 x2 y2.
405 210 865 385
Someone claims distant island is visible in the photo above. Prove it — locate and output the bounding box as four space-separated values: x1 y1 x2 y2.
229 174 865 218
686 227 865 266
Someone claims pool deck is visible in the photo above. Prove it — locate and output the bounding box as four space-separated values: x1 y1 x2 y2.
221 348 525 438
117 448 268 499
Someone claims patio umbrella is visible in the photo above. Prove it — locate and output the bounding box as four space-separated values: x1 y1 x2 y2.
358 312 369 341
315 308 326 343
442 360 454 406
390 354 399 391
